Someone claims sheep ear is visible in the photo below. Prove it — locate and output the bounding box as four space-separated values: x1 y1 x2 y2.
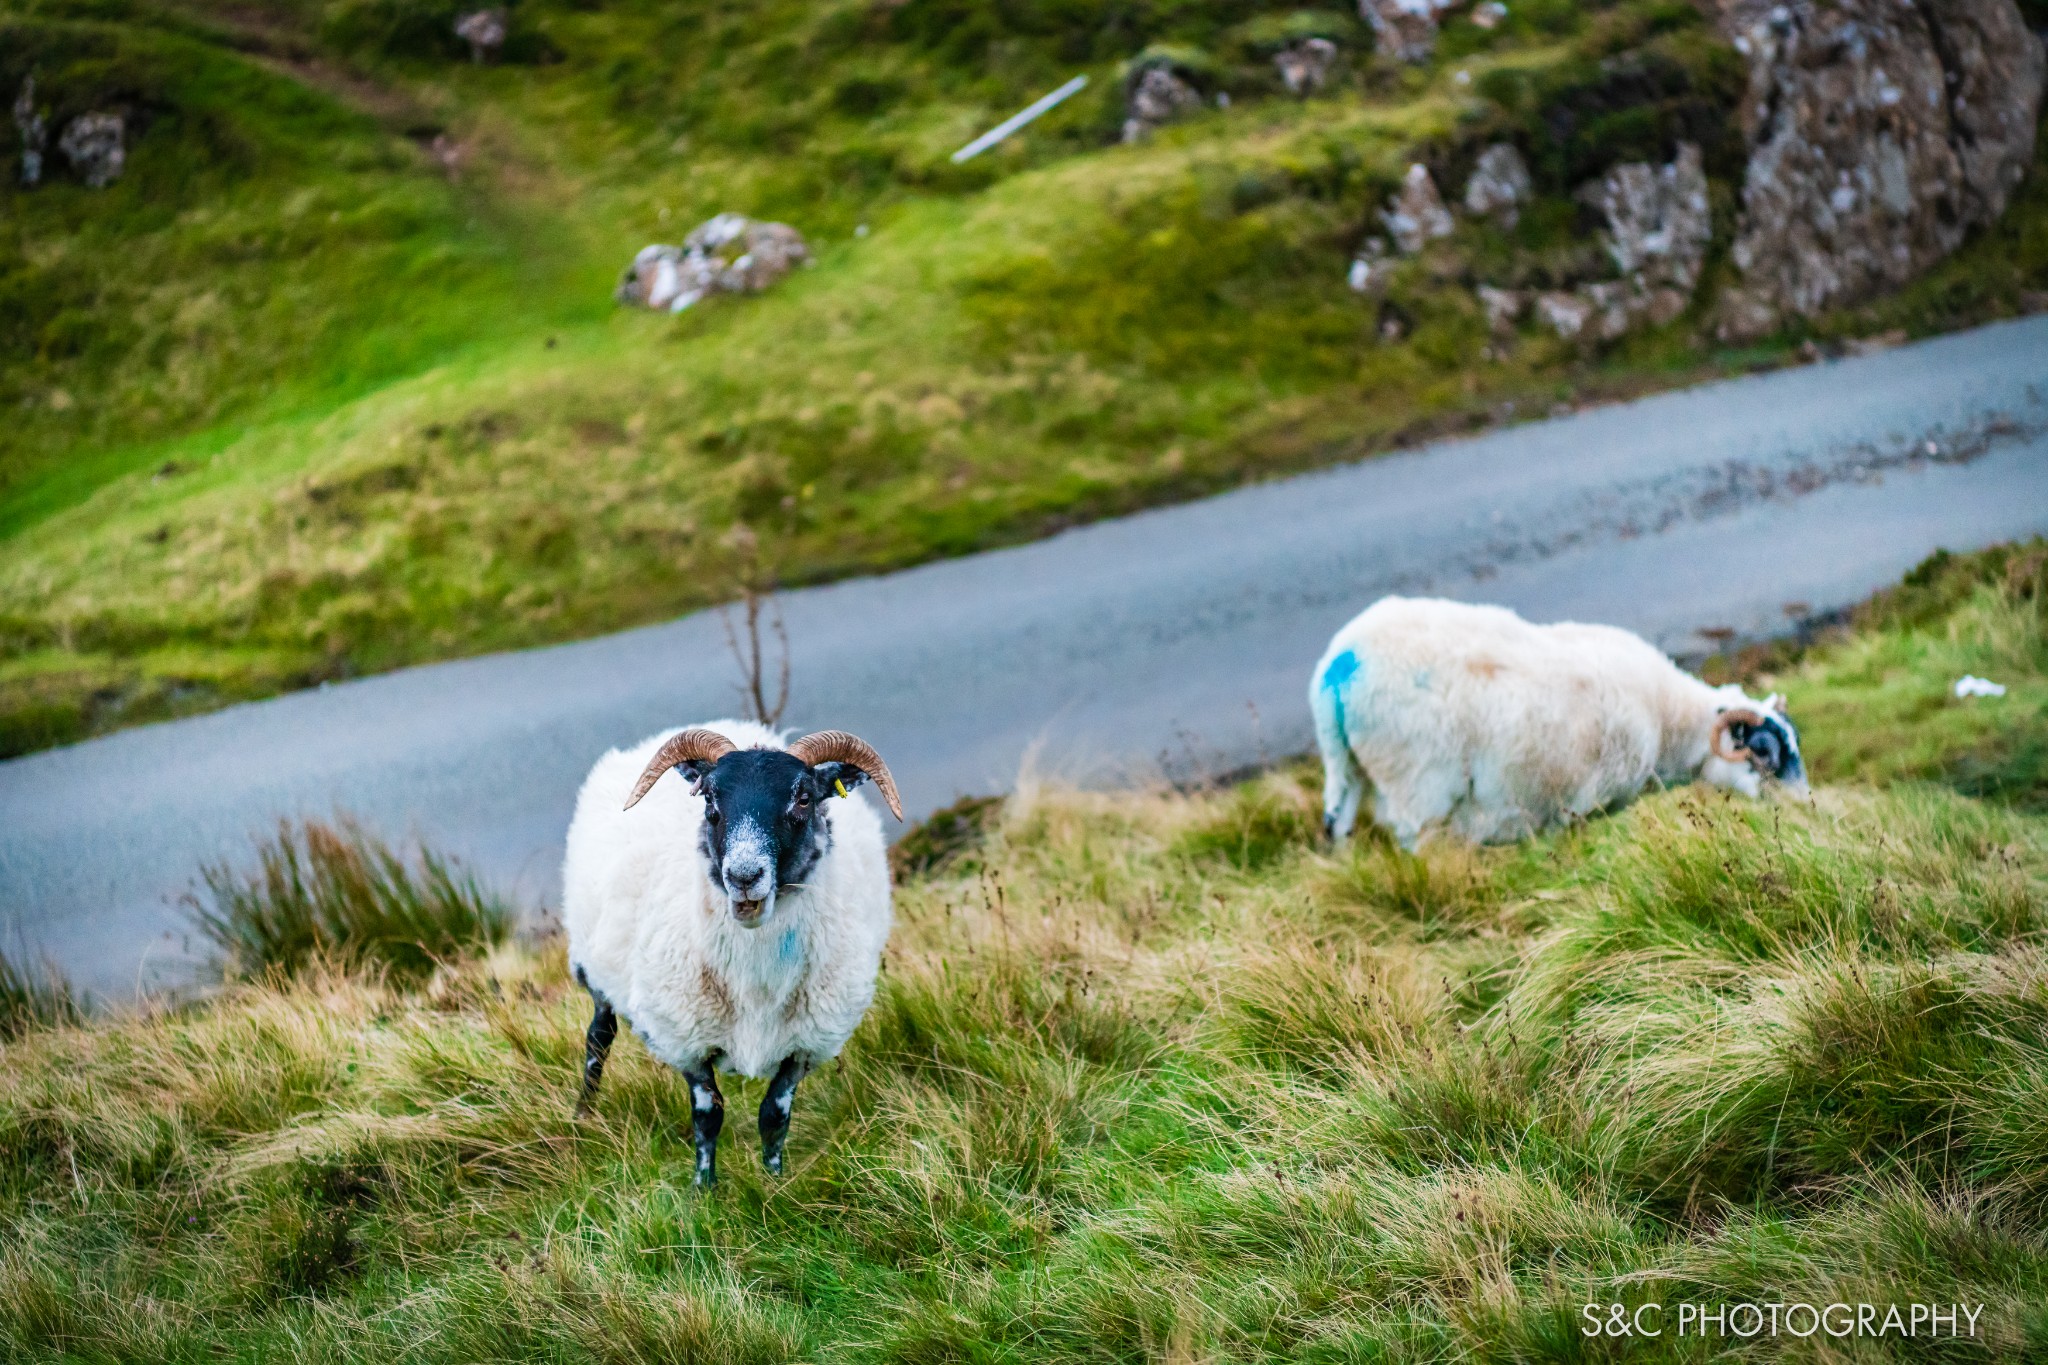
1763 693 1784 711
812 762 869 798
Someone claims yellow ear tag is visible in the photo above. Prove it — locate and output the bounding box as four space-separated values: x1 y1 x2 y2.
834 779 850 799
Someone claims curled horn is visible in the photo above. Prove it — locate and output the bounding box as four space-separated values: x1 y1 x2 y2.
1710 708 1767 766
623 729 736 810
788 730 904 821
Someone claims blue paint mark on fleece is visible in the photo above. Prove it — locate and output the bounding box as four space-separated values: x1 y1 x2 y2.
779 927 800 964
1321 649 1360 750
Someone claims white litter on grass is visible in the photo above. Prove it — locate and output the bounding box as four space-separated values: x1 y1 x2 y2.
951 75 1089 164
1955 675 2008 698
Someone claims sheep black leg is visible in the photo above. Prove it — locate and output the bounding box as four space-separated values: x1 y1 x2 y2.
574 994 617 1118
758 1056 805 1176
682 1059 725 1188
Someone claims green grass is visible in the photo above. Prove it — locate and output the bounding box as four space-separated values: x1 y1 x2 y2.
3 0 2045 760
0 552 2044 1360
186 817 512 982
0 952 77 1039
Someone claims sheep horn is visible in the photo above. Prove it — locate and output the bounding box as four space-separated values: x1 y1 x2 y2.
623 728 737 810
788 730 904 821
1710 708 1767 766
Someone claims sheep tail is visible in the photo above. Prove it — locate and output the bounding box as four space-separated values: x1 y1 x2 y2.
1312 647 1367 841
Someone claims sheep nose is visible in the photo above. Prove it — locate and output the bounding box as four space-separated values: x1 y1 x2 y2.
726 863 771 899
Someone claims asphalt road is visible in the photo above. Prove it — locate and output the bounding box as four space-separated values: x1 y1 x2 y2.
7 316 2048 1000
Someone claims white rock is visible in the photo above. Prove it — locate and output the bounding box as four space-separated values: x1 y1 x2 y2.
1464 143 1533 226
617 215 811 313
1476 285 1526 332
1535 290 1591 339
1381 163 1454 253
1275 38 1340 96
57 112 123 188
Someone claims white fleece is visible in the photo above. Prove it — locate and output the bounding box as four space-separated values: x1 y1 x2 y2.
562 719 894 1078
1312 597 1788 847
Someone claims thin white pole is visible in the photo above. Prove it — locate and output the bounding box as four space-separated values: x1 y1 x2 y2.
950 75 1090 164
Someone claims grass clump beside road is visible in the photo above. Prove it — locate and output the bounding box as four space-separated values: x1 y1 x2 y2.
5 0 2048 757
186 817 511 983
1 556 2044 1360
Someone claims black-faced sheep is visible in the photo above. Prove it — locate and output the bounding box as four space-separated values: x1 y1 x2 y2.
562 720 901 1186
1313 597 1806 848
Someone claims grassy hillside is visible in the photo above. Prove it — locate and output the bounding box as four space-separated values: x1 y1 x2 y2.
5 0 2047 757
0 551 2043 1361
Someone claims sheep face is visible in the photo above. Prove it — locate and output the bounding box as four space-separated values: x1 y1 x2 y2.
1705 693 1807 797
678 748 873 928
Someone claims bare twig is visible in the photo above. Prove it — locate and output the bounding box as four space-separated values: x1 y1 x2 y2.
717 524 791 727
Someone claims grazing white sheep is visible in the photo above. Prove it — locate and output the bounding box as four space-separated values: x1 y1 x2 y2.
562 719 901 1186
1311 597 1806 848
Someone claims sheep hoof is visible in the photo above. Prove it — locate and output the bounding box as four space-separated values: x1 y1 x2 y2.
763 1153 783 1176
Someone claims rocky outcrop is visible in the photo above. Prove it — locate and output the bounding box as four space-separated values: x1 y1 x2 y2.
12 77 45 188
1464 143 1532 227
1714 0 2045 339
1485 145 1710 341
1381 163 1454 253
1275 38 1339 96
617 214 810 313
1122 65 1203 142
1360 0 1455 63
57 112 124 188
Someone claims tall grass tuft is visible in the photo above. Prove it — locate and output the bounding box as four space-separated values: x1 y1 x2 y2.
188 819 509 983
0 950 76 1038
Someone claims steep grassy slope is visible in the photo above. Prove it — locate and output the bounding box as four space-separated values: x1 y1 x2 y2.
4 0 2046 757
0 554 2042 1361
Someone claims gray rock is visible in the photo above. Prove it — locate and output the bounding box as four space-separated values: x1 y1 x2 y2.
1590 142 1710 292
1535 291 1592 339
12 76 46 188
57 112 124 188
617 214 811 313
1581 280 1638 341
1464 143 1533 226
1275 38 1340 96
1477 285 1527 332
1381 163 1454 253
1360 0 1451 62
454 8 507 63
1713 0 2044 339
1122 66 1203 142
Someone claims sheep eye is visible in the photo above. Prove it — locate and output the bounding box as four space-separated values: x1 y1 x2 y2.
794 791 811 810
